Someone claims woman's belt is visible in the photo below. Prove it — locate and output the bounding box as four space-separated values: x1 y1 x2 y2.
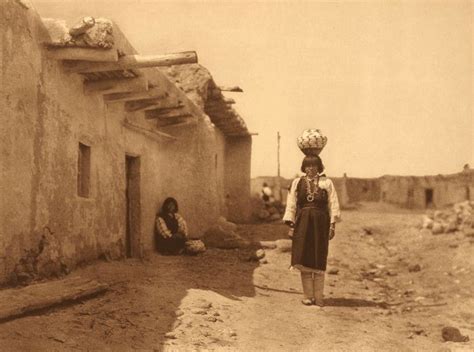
299 204 328 210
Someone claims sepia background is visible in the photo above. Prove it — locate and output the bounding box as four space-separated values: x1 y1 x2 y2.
32 0 474 178
1 1 473 351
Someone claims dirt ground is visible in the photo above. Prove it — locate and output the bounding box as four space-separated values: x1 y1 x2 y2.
1 202 473 352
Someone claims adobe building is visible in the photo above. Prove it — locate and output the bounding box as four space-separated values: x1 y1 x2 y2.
0 0 252 284
251 167 473 211
379 168 474 209
334 168 473 209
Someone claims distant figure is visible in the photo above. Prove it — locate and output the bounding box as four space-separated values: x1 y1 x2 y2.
261 182 273 203
155 197 188 255
283 155 341 306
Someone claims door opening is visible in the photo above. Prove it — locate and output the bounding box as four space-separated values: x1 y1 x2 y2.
425 188 433 208
125 155 141 258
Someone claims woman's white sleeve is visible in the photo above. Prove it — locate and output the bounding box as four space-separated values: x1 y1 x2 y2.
328 179 341 223
283 178 300 223
176 214 188 237
156 217 172 238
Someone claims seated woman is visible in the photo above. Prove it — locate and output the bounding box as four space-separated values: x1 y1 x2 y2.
155 197 188 255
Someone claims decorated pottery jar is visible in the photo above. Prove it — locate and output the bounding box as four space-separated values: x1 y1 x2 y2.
297 129 327 155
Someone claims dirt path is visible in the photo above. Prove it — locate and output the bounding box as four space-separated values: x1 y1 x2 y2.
1 203 473 351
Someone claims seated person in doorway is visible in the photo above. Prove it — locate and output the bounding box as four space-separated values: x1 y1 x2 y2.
155 197 188 255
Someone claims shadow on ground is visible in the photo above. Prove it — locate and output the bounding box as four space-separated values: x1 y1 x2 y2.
0 222 291 351
324 297 388 308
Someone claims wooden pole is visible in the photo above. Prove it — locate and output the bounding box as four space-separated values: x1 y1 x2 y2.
277 131 282 202
63 51 198 73
277 132 281 178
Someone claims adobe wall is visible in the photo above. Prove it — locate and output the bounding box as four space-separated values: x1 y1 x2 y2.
215 129 227 218
344 178 381 203
225 136 252 222
331 177 349 207
0 1 233 283
380 172 474 208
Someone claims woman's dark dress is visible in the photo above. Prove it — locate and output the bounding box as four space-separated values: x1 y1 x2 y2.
291 178 330 271
155 213 186 255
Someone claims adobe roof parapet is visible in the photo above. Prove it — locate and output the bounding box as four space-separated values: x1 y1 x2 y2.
38 14 250 136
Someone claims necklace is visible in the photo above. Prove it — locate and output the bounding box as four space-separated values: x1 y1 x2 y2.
305 175 319 202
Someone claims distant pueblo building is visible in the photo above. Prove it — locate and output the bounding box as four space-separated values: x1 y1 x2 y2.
0 1 253 284
341 166 474 209
252 166 473 210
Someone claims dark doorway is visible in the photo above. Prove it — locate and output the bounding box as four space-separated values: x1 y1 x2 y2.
125 155 141 258
407 188 414 208
466 187 471 201
425 188 434 207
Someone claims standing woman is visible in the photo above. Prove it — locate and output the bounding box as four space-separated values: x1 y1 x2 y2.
283 155 341 306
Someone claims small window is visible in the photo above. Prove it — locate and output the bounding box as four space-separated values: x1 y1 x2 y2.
77 142 91 197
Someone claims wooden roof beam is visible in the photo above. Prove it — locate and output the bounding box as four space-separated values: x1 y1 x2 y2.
145 108 192 120
122 120 177 141
125 98 181 112
157 117 192 128
158 120 198 129
206 100 235 110
143 103 185 113
84 76 148 95
46 47 119 62
205 104 235 112
207 96 236 104
218 86 243 93
63 51 198 74
215 121 246 130
104 87 168 103
205 108 233 116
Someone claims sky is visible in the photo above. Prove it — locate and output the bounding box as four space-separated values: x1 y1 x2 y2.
32 0 473 178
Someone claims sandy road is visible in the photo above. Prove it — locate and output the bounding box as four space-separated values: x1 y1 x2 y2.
0 203 472 351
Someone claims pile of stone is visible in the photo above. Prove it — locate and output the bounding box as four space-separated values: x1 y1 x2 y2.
201 217 250 249
200 218 267 263
422 200 474 235
251 197 286 222
44 17 115 49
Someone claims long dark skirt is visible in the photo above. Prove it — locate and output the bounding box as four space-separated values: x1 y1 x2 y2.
156 233 186 255
291 208 330 271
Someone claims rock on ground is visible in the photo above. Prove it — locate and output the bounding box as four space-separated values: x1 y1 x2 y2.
201 217 249 249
